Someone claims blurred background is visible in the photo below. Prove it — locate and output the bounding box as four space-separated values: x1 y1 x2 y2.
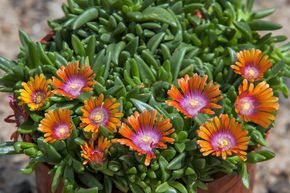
0 0 290 193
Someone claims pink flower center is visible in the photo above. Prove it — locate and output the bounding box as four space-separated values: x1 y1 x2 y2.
32 91 46 104
63 76 86 97
53 123 70 139
211 132 236 151
133 130 161 152
89 108 108 126
244 66 259 80
181 95 207 117
239 97 255 116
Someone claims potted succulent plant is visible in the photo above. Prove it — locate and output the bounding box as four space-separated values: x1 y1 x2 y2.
1 0 290 193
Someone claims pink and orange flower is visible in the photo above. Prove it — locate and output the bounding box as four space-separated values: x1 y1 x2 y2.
80 94 123 133
231 49 272 82
197 114 249 160
38 109 72 143
52 61 96 99
166 74 223 118
18 74 53 111
235 79 279 128
81 136 111 165
114 110 175 166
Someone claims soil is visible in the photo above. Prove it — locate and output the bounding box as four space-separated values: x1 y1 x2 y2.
0 0 289 193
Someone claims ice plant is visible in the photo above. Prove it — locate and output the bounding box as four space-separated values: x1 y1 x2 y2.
114 110 174 166
38 109 72 143
80 94 123 133
235 79 279 128
1 0 289 192
81 136 111 165
52 61 96 99
18 74 52 111
197 114 249 160
166 74 223 118
231 49 272 82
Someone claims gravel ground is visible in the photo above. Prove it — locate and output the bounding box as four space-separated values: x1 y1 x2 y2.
0 0 289 193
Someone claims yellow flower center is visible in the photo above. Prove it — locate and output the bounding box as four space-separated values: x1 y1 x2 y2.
241 102 251 111
239 97 255 116
54 125 69 138
36 95 43 103
245 67 259 79
248 69 256 76
93 112 104 123
190 99 199 107
70 83 80 90
33 92 45 104
58 127 67 135
219 139 229 148
141 135 152 143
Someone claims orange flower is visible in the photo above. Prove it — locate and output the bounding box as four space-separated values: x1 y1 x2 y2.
52 61 96 99
81 136 111 165
80 94 123 133
235 79 279 128
197 114 249 160
114 110 175 166
166 74 222 118
18 74 52 111
231 49 272 82
38 109 72 143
